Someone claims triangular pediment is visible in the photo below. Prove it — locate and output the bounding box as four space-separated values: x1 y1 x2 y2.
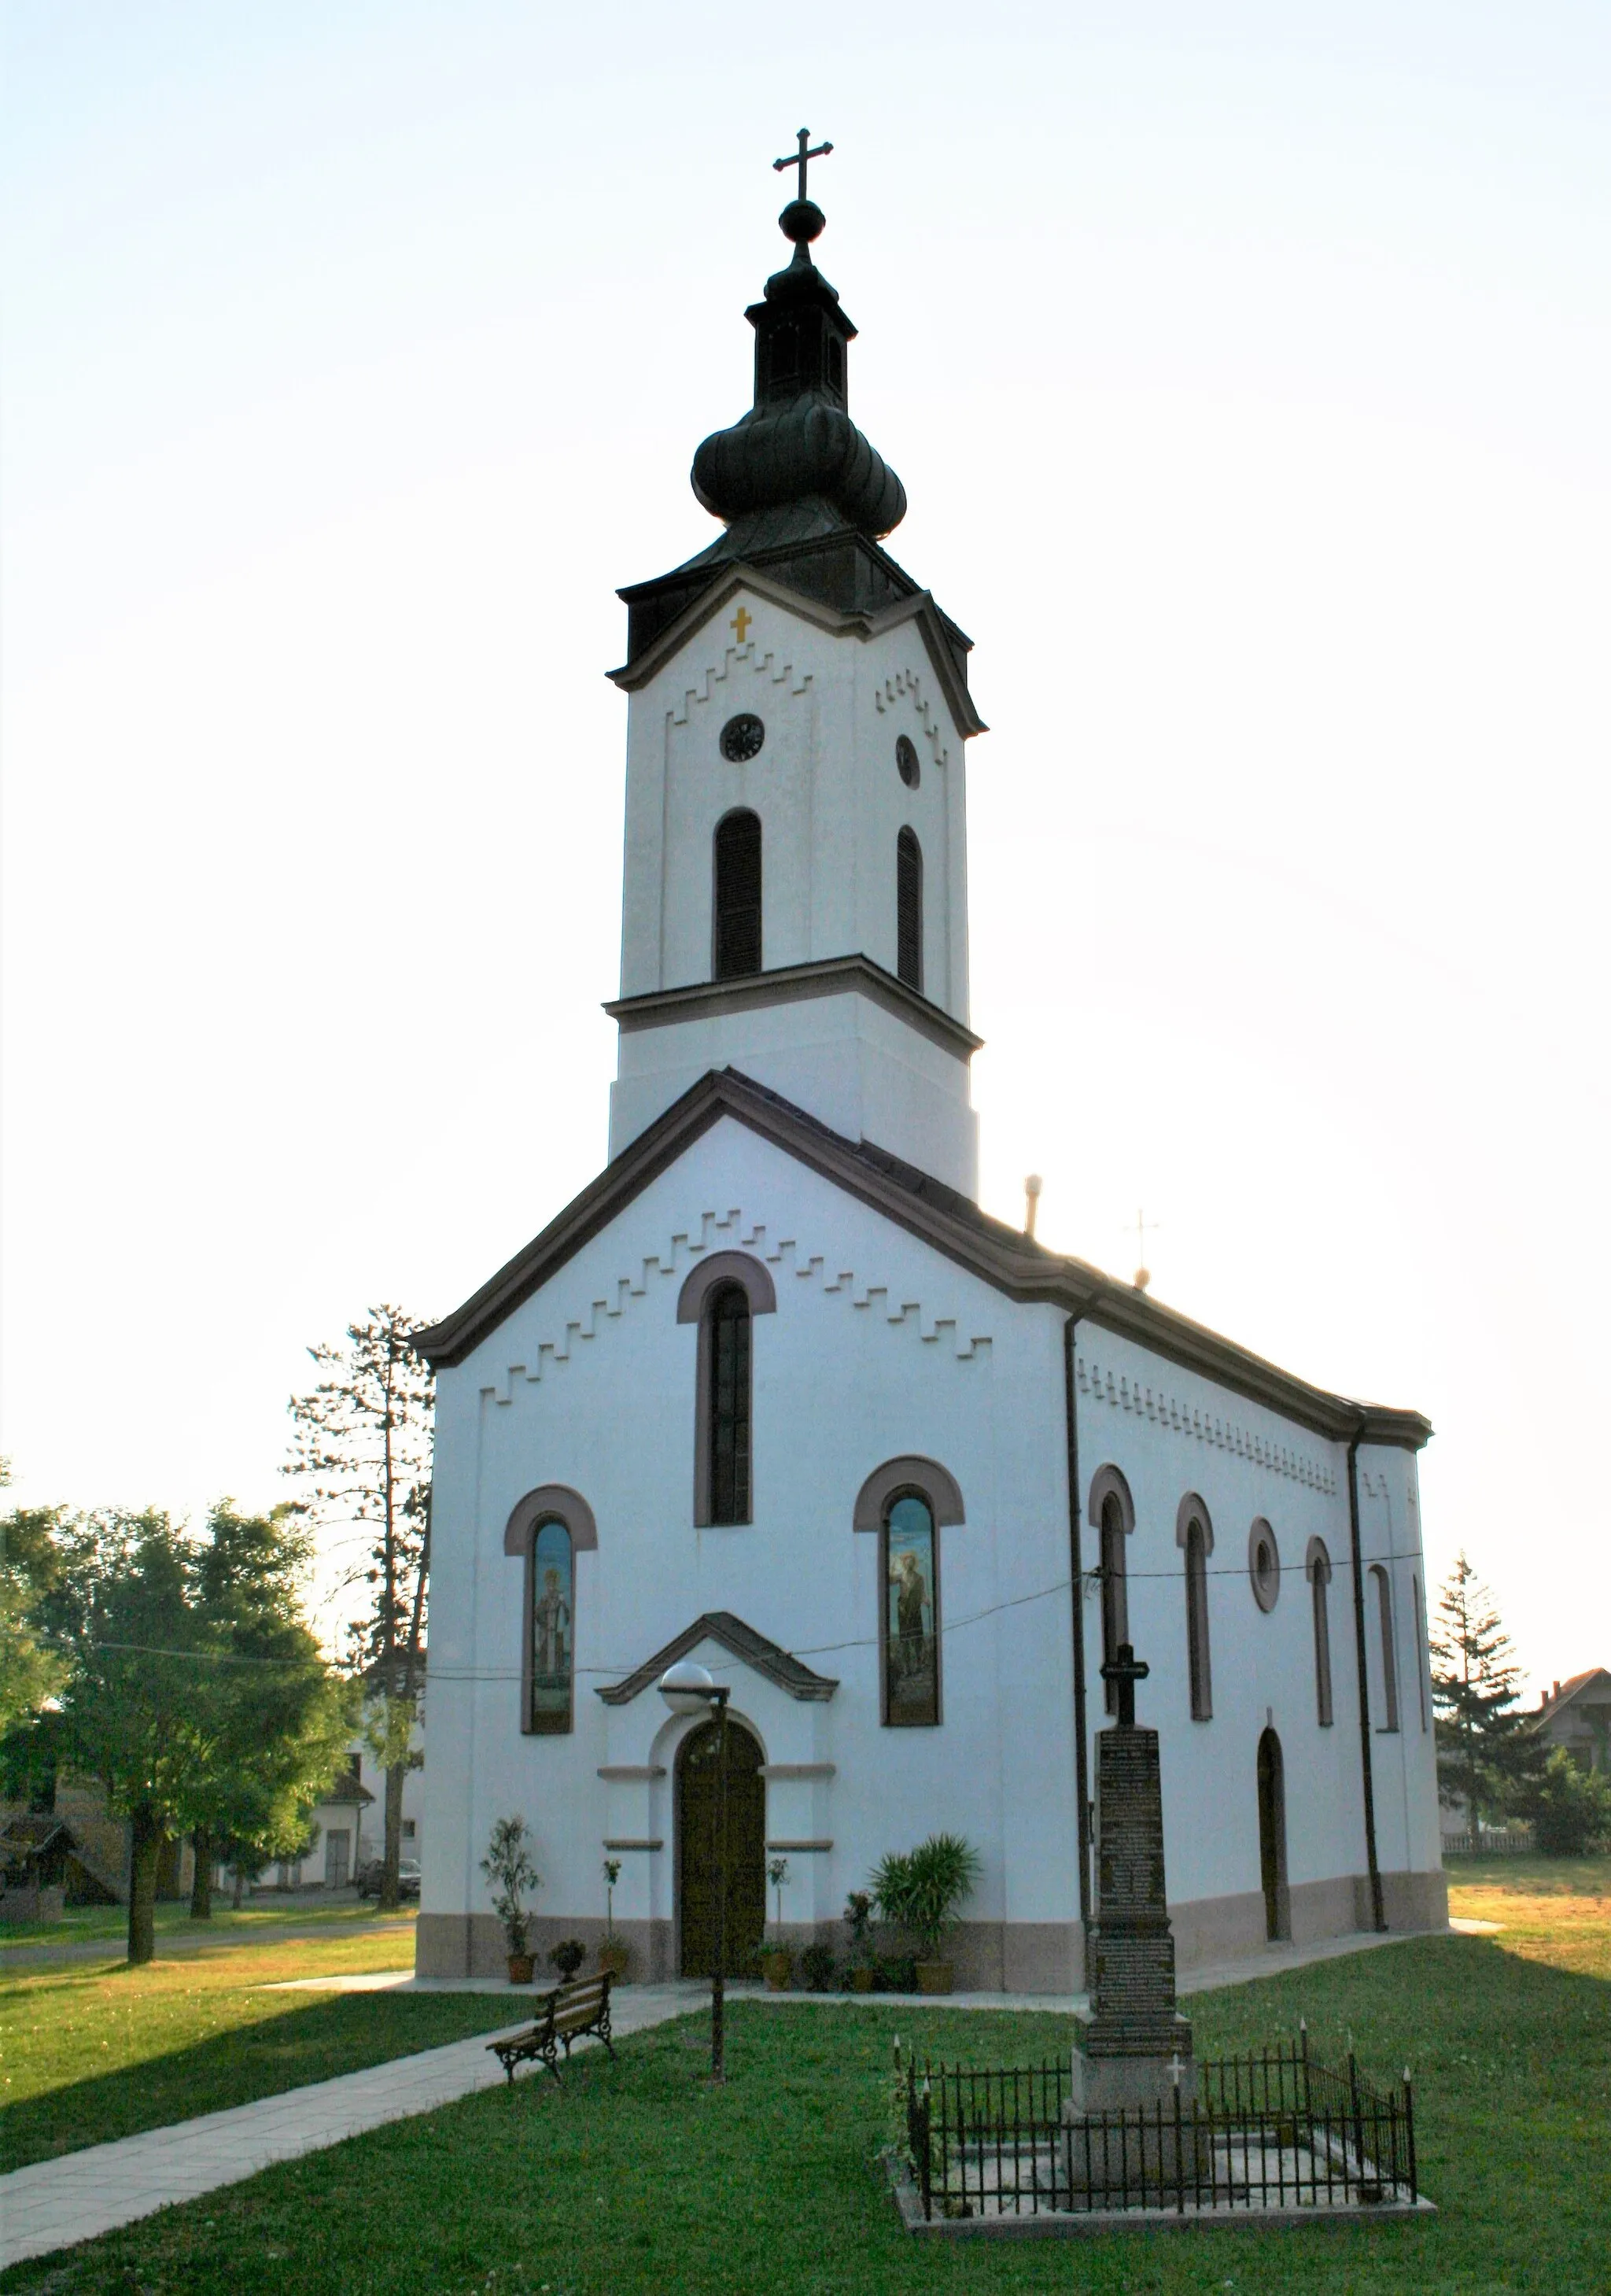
411 1066 1430 1453
595 1611 839 1706
606 559 986 740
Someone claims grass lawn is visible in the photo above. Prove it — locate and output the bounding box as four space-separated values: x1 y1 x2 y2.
1447 1853 1611 1980
4 1862 1605 2296
0 1926 522 2172
0 1899 411 1952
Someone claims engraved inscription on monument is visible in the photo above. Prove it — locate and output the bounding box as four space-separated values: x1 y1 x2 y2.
1069 1643 1197 2111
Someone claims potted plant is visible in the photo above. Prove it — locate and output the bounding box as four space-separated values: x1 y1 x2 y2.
761 1855 792 1989
549 1937 586 1983
481 1815 540 1984
800 1941 839 1992
844 1889 877 1992
597 1856 630 1980
872 1833 980 1995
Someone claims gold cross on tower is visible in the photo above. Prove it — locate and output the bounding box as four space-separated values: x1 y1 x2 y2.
730 605 752 644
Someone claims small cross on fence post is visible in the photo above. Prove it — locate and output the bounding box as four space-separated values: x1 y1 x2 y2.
1100 1641 1150 1728
773 127 833 203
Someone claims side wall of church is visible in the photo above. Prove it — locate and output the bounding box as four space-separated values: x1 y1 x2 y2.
1072 1331 1445 1960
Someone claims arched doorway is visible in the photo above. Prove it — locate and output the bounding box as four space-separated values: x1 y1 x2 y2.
1256 1728 1291 1942
676 1716 765 1977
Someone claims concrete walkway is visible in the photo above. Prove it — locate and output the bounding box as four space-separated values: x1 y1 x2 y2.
1 1925 1467 2271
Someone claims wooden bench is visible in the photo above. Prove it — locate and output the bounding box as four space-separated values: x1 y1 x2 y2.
486 1971 616 2084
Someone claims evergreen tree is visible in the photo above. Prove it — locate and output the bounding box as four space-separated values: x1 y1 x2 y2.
1429 1552 1545 1836
284 1307 433 1911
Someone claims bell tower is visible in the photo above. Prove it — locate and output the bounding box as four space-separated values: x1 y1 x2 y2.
604 139 986 1197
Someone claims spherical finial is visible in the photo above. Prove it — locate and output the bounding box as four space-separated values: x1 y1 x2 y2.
778 197 824 246
1134 1267 1151 1291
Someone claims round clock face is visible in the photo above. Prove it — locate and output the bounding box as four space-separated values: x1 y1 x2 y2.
896 734 920 788
720 713 765 763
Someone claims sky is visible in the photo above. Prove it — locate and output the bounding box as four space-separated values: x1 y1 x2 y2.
3 2 1607 1688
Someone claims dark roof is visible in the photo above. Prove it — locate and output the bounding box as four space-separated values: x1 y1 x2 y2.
1537 1667 1611 1719
411 1067 1431 1452
595 1611 839 1707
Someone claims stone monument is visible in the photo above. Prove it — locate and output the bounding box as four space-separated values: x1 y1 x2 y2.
1064 1644 1203 2191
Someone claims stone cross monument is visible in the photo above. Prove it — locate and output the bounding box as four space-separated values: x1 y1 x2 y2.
1069 1642 1196 2112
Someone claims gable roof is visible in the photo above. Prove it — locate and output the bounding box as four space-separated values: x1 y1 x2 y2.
412 1066 1431 1452
1537 1667 1611 1720
595 1611 840 1707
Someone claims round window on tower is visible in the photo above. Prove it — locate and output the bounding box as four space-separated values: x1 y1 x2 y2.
1248 1519 1281 1613
721 714 765 763
896 734 920 788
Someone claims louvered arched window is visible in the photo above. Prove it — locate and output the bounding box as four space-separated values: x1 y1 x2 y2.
713 810 762 980
896 827 923 991
1371 1565 1399 1732
705 1281 752 1525
1308 1540 1334 1727
1184 1517 1213 1720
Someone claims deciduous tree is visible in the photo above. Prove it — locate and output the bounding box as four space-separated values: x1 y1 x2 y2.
185 1501 357 1918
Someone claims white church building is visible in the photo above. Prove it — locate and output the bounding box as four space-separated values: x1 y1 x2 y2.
415 161 1445 1989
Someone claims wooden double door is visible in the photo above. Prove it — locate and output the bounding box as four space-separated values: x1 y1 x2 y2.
676 1717 765 1978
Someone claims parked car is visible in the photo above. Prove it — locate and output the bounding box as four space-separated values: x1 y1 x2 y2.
356 1858 422 1902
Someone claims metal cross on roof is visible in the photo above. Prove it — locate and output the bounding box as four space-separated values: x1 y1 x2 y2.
1100 1641 1150 1729
774 127 834 203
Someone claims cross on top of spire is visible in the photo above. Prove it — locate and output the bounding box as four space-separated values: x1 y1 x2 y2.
773 127 833 204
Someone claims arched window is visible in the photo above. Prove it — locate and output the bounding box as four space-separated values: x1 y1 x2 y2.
1370 1563 1399 1732
705 1282 751 1525
1307 1537 1333 1728
528 1517 573 1733
713 810 762 980
1412 1574 1430 1733
1184 1518 1212 1721
679 1253 775 1527
503 1484 597 1737
1100 1494 1130 1715
896 827 923 991
881 1491 939 1726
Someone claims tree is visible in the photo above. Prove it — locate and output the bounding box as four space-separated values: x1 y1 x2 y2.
53 1510 225 1962
1429 1552 1545 1836
185 1501 357 1918
285 1307 434 1912
1528 1748 1611 1856
42 1504 353 1959
0 1466 70 1736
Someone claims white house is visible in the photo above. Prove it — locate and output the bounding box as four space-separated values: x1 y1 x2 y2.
414 172 1444 1988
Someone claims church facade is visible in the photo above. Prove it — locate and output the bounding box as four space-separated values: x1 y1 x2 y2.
415 164 1445 1989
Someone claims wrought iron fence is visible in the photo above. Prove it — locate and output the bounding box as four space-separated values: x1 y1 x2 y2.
902 2033 1418 2221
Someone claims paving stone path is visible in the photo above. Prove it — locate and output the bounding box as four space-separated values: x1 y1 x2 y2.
1 1927 1463 2270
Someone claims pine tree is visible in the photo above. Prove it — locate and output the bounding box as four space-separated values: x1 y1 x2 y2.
1429 1552 1544 1838
285 1307 433 1911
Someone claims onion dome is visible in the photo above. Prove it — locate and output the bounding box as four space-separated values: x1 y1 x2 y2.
691 195 907 540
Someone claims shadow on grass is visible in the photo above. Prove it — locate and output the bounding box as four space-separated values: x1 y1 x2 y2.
0 1989 521 2175
5 1942 1609 2295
